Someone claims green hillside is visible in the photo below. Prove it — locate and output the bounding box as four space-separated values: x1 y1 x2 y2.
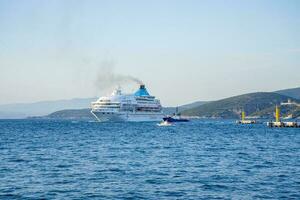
39 90 300 120
253 104 300 118
45 108 94 120
182 92 299 119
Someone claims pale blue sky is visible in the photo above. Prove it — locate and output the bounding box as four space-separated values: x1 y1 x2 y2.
0 0 299 106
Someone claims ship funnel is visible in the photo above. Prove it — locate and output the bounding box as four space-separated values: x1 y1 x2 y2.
135 84 150 96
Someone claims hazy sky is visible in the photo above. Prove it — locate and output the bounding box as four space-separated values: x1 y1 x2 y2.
0 0 299 106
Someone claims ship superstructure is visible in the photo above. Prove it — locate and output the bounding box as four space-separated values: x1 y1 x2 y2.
91 85 164 122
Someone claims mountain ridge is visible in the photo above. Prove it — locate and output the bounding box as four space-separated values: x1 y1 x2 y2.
182 92 300 119
0 98 97 119
1 86 299 119
275 87 300 100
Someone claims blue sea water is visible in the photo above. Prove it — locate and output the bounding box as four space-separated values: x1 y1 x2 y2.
0 119 299 199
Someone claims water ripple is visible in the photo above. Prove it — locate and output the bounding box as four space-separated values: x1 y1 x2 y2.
0 119 299 199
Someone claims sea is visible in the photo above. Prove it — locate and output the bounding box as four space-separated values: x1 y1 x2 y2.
0 119 299 199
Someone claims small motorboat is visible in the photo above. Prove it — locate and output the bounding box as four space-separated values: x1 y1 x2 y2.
157 120 173 126
163 116 189 122
163 107 189 123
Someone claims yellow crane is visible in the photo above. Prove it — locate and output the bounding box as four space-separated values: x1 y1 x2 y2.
275 105 280 122
236 110 256 124
242 111 245 121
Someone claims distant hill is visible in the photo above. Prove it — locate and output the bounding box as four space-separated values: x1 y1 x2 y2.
163 101 208 115
0 98 97 119
182 92 299 119
275 87 300 100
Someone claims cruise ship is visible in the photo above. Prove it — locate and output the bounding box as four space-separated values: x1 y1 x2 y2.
91 85 165 122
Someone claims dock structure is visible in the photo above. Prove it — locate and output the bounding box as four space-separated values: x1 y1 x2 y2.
236 111 256 124
268 121 299 128
267 105 300 128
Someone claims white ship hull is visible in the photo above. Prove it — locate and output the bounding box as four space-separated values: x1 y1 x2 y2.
91 84 164 122
91 111 165 122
